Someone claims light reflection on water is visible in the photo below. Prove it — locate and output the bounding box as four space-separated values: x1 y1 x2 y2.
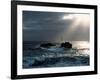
71 41 89 49
71 41 89 55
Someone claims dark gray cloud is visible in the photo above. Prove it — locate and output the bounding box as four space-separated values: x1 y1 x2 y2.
23 11 90 42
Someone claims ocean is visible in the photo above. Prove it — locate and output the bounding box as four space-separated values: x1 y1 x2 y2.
23 41 89 69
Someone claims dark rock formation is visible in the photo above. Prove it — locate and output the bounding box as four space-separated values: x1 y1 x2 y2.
40 43 55 48
61 42 72 48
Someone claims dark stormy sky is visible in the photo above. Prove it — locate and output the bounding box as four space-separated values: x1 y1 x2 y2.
23 11 90 42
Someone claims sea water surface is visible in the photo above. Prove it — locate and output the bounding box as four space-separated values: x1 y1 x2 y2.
23 41 90 69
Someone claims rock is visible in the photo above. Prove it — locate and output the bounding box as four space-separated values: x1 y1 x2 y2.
61 42 72 48
40 43 55 48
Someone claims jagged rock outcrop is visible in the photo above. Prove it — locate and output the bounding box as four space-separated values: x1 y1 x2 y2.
40 43 55 48
61 42 72 48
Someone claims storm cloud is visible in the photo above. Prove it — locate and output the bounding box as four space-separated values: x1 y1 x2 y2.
23 11 90 42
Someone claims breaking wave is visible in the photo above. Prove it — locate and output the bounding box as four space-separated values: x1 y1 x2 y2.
23 46 89 69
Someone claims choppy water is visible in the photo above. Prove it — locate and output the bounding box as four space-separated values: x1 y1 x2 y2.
23 41 90 69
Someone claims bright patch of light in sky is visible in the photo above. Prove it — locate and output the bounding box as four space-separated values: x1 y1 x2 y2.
62 14 90 28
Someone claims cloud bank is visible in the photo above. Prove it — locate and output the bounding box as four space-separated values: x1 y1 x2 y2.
23 11 90 42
